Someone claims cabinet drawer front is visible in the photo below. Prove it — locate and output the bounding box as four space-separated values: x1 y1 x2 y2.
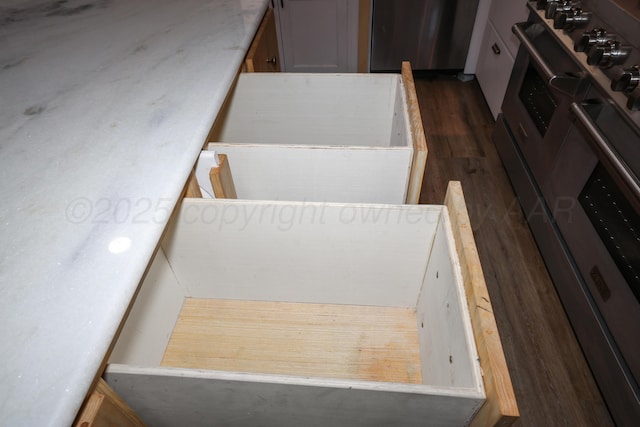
105 369 483 427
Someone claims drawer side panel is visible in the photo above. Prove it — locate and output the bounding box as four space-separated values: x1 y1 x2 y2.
109 249 186 366
444 181 519 425
417 212 484 391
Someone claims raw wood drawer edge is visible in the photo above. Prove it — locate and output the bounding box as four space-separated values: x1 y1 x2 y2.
401 61 428 205
74 378 146 427
444 181 519 426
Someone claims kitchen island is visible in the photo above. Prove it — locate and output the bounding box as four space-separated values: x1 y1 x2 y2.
0 0 269 424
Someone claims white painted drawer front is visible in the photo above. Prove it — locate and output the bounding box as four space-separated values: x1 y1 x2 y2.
106 198 485 426
476 21 515 119
202 69 426 204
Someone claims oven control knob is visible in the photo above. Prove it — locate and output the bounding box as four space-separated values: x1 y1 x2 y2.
574 28 614 52
545 0 573 19
554 8 592 31
627 87 640 111
537 0 553 10
611 66 640 92
587 41 632 68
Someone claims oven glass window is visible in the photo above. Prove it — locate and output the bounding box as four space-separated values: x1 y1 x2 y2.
518 66 558 136
580 163 640 303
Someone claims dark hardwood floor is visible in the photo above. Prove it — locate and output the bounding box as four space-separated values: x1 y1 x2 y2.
416 74 615 426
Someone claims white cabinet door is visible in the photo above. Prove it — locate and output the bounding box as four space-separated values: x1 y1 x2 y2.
274 0 358 72
475 21 514 120
489 0 529 57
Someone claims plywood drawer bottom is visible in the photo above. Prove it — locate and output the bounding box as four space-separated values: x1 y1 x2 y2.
162 298 422 384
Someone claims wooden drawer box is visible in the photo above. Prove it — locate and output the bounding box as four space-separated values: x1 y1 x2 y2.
202 62 427 204
104 182 517 426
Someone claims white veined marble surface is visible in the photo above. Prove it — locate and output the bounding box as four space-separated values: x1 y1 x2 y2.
0 0 268 424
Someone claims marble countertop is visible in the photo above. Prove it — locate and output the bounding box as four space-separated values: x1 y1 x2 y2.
0 0 268 424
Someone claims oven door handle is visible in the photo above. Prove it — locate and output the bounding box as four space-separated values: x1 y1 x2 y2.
570 102 640 203
513 22 584 97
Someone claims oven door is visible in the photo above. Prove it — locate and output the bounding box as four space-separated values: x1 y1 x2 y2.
544 97 640 390
502 17 588 187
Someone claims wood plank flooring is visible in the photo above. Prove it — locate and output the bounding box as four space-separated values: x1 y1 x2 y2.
416 74 615 426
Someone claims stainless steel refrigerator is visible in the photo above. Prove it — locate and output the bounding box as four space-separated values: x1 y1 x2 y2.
370 0 480 71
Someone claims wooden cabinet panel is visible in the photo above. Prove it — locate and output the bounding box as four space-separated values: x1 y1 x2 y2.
74 379 145 427
245 7 281 72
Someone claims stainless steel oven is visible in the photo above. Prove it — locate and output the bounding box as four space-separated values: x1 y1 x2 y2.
501 19 589 185
545 94 640 422
494 1 640 424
